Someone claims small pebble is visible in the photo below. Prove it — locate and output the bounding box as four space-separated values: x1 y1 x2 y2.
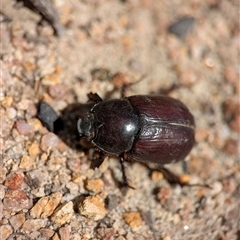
23 60 36 72
230 115 240 133
25 169 48 191
96 227 115 239
172 213 181 224
141 210 155 227
40 153 48 161
210 181 223 196
151 171 164 181
78 195 107 221
27 142 40 157
0 166 7 183
6 107 17 119
9 213 26 230
40 132 59 151
18 99 31 110
0 184 6 199
106 194 119 211
222 178 237 193
19 155 34 169
81 233 91 239
67 158 82 172
195 128 209 142
1 96 13 108
48 84 67 99
30 192 62 218
0 201 3 221
22 219 45 232
3 189 33 212
59 226 70 240
179 174 191 184
0 138 3 152
222 138 239 156
65 181 79 195
29 231 41 239
168 17 195 38
0 224 13 240
37 102 59 132
222 98 240 133
84 178 104 194
196 188 206 198
42 73 60 85
51 201 74 225
157 187 171 204
15 120 33 136
27 118 43 132
39 228 55 238
122 211 142 230
5 172 24 190
26 103 38 117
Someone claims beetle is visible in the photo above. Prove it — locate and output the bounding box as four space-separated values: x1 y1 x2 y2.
77 93 195 187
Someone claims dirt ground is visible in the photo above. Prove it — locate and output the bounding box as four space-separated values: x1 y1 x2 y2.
1 0 239 239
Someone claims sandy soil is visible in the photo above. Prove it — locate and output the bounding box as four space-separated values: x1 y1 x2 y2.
1 0 239 239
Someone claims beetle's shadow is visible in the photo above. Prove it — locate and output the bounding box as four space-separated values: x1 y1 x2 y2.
45 102 95 151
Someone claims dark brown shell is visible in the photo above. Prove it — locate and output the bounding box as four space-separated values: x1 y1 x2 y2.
126 95 195 164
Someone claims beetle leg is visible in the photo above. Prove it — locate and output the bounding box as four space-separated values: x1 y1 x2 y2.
90 149 106 169
157 165 184 186
87 92 103 103
145 164 185 186
158 83 180 95
120 74 146 98
120 84 128 99
119 154 135 189
148 165 211 188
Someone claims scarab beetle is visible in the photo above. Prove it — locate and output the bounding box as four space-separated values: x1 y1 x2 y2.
77 93 195 186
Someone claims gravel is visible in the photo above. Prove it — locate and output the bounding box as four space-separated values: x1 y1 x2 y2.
1 0 239 239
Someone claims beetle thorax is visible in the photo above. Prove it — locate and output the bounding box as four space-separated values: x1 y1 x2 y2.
90 99 140 155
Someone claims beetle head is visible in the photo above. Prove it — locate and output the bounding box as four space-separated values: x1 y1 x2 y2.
77 113 95 140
